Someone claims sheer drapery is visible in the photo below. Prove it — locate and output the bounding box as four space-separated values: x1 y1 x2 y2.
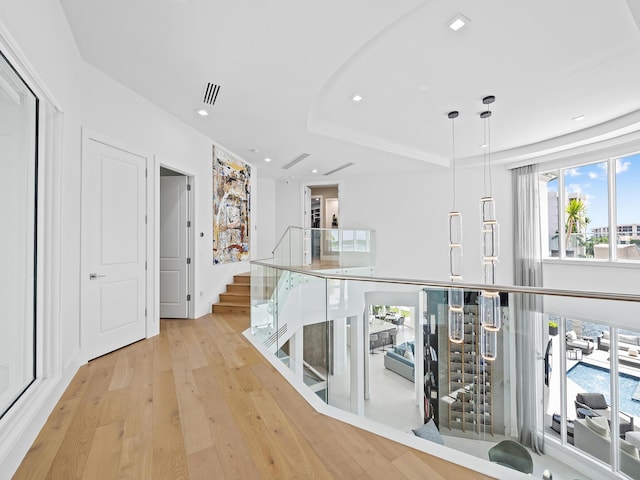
512 164 545 454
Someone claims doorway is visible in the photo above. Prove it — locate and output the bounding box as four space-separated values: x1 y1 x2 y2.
159 166 193 319
303 183 339 266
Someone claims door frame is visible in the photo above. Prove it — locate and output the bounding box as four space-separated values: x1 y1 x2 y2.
300 180 341 229
80 128 157 362
158 164 195 319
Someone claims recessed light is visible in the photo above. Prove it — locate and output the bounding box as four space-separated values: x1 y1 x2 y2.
352 94 363 102
197 109 209 116
448 14 470 31
479 143 487 148
264 158 272 163
312 169 318 174
573 115 585 121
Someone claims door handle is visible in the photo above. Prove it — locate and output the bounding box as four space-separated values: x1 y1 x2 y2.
89 273 106 280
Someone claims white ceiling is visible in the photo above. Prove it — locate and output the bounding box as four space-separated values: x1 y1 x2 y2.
59 0 640 180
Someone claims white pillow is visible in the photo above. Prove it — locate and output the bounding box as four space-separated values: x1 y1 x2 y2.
403 350 414 362
585 415 610 438
621 439 639 459
566 330 577 341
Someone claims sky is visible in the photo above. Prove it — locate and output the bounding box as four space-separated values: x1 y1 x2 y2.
547 152 640 233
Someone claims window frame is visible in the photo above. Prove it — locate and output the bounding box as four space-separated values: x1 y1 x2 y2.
542 153 640 263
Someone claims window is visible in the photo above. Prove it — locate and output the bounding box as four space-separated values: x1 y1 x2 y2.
0 50 38 418
542 153 640 261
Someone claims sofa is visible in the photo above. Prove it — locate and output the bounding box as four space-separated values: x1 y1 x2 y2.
599 330 640 352
575 392 634 436
384 341 415 382
574 417 640 478
594 243 640 260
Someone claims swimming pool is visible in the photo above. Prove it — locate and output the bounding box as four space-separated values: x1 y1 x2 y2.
567 363 640 417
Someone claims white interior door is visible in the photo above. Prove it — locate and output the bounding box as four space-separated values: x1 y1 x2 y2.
303 186 311 265
160 176 189 318
81 137 147 360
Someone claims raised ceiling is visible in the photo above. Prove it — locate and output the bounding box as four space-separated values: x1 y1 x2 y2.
60 0 640 179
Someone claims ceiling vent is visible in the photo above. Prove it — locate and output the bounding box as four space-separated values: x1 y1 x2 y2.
281 153 310 170
324 162 355 176
202 83 221 106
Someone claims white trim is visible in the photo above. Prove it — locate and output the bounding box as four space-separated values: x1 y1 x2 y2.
301 180 341 225
157 162 197 320
505 130 640 172
0 20 69 477
0 18 63 112
0 359 83 479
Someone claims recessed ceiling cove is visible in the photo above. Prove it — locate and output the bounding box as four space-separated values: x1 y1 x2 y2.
308 0 640 166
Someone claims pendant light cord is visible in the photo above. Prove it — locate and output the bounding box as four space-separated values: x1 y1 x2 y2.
451 116 457 211
487 113 493 197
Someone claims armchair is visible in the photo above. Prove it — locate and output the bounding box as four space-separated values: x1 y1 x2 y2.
575 392 634 436
566 330 594 354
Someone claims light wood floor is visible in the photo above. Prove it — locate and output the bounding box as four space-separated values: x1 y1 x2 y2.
14 313 493 479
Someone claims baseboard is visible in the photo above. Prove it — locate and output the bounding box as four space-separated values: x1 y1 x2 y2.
0 358 83 478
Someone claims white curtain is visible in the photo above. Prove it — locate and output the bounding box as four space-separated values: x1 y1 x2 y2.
512 164 545 454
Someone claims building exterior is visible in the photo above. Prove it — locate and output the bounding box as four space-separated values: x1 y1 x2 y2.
592 224 640 242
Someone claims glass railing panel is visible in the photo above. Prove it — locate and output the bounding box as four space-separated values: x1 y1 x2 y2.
423 287 512 460
278 271 328 399
248 260 640 479
250 262 276 343
271 226 376 272
273 229 291 267
325 279 425 430
616 324 640 478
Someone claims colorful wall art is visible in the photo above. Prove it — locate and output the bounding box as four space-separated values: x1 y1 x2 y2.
213 147 251 264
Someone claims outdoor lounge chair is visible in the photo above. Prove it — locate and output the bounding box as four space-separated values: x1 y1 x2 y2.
575 392 634 436
566 330 594 354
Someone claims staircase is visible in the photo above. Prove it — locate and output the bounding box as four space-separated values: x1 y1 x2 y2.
212 272 250 314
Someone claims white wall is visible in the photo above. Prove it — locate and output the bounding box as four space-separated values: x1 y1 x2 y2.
276 165 514 285
0 0 84 476
543 260 640 330
0 2 263 475
257 177 276 259
81 63 256 318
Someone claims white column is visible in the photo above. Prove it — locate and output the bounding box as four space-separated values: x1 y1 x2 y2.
333 317 347 374
350 314 365 415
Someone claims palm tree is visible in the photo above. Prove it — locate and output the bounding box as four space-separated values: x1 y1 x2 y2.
565 198 587 248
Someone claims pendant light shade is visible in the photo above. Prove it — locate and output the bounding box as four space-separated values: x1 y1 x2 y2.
480 326 498 362
449 212 463 279
447 110 464 344
478 95 501 359
448 286 464 343
480 290 501 331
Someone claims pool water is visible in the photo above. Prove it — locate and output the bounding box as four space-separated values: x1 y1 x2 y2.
567 363 640 417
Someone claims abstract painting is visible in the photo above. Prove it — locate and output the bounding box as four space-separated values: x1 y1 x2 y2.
213 146 251 264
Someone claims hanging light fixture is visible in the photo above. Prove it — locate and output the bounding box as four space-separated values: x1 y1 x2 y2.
447 110 464 344
479 95 500 361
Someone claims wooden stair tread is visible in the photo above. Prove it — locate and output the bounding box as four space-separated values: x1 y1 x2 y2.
212 272 251 314
215 301 249 307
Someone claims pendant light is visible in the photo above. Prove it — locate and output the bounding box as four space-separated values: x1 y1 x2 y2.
447 111 464 344
479 95 500 361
